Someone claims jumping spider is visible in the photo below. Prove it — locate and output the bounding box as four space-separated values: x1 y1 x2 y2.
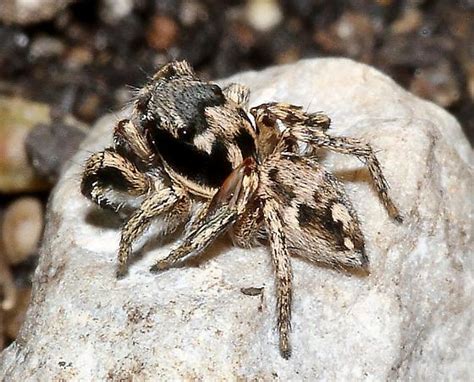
81 60 402 359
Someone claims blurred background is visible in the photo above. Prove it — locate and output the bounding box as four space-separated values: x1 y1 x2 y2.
0 0 472 350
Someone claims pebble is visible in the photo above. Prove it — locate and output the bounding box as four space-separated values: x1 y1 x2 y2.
0 96 51 193
314 12 376 62
1 197 44 266
334 12 375 61
0 311 3 349
4 59 471 379
100 0 134 25
391 7 422 35
0 0 76 25
146 15 179 51
179 0 209 27
25 119 87 183
410 61 461 107
29 35 65 60
467 62 474 101
245 0 282 32
0 254 16 311
65 45 94 70
3 288 31 341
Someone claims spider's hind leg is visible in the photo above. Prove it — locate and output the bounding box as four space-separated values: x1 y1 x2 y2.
251 103 402 222
251 102 331 133
261 198 293 359
306 134 402 221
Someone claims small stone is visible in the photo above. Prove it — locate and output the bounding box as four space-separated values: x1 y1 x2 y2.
1 197 44 266
379 33 455 68
74 93 101 123
3 288 31 342
146 15 179 51
0 27 30 76
25 119 87 183
0 0 77 25
0 59 471 380
64 45 94 70
314 12 376 62
245 0 283 32
410 60 461 107
99 0 134 24
0 254 16 312
467 62 474 102
0 96 51 193
0 311 3 350
29 35 65 60
179 0 209 27
390 7 422 35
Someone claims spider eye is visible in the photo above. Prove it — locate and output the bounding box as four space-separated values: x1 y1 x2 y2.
210 84 223 97
177 123 196 142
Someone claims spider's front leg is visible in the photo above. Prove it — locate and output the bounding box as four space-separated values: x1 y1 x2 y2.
82 118 155 212
251 103 402 222
118 184 190 277
150 158 258 272
82 118 192 277
81 148 151 212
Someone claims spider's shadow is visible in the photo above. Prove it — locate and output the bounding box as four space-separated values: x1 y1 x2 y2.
318 147 386 203
296 255 370 278
84 206 229 271
85 208 122 230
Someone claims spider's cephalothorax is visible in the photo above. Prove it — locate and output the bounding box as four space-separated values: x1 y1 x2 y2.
81 60 402 359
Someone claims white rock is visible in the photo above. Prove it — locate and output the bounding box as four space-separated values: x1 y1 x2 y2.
0 58 472 380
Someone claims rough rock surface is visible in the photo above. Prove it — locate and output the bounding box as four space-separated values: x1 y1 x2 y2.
0 59 472 380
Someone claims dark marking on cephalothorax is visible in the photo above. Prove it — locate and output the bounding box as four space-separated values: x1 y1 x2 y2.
172 83 225 117
138 79 226 144
139 79 231 189
147 121 233 189
235 128 256 160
